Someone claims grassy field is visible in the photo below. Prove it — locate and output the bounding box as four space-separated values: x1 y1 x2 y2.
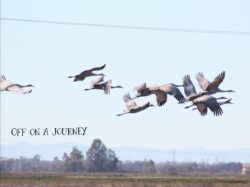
1 172 250 187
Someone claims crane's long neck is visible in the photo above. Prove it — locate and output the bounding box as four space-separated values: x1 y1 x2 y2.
22 84 33 88
84 88 96 91
111 85 123 89
185 104 194 109
218 99 233 105
117 112 129 116
218 88 235 93
215 97 227 100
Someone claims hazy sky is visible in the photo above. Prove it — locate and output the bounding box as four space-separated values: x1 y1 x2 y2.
1 0 250 151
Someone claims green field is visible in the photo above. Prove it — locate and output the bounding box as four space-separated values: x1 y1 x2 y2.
1 173 250 187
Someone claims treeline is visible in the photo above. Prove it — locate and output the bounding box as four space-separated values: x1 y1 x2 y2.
1 139 118 173
119 161 242 174
0 139 243 174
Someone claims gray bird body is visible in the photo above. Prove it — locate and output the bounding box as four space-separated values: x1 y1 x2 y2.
192 98 233 116
182 74 233 116
133 83 158 98
153 83 186 106
0 75 34 94
117 93 154 116
185 95 228 116
196 71 235 95
84 76 123 94
69 64 106 82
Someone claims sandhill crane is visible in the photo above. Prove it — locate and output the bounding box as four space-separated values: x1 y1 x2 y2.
0 75 34 94
182 74 232 116
192 98 233 116
117 93 154 116
196 71 235 95
133 83 158 98
153 83 186 106
68 64 106 82
185 95 228 116
84 76 123 94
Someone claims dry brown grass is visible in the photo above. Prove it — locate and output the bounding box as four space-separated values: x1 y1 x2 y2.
1 172 250 187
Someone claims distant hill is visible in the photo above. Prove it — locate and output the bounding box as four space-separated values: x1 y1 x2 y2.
1 143 250 163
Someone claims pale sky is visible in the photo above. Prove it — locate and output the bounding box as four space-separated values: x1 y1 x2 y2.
1 0 250 152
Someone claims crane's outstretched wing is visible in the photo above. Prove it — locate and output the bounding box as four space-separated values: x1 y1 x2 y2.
103 80 112 95
89 64 106 72
123 93 137 110
183 74 197 97
196 72 210 91
0 75 14 91
203 96 223 116
134 83 146 93
155 90 167 106
195 103 208 116
168 87 186 103
207 71 225 91
0 75 6 80
91 76 105 86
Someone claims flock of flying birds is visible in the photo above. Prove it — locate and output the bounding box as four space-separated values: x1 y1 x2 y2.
0 64 235 117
